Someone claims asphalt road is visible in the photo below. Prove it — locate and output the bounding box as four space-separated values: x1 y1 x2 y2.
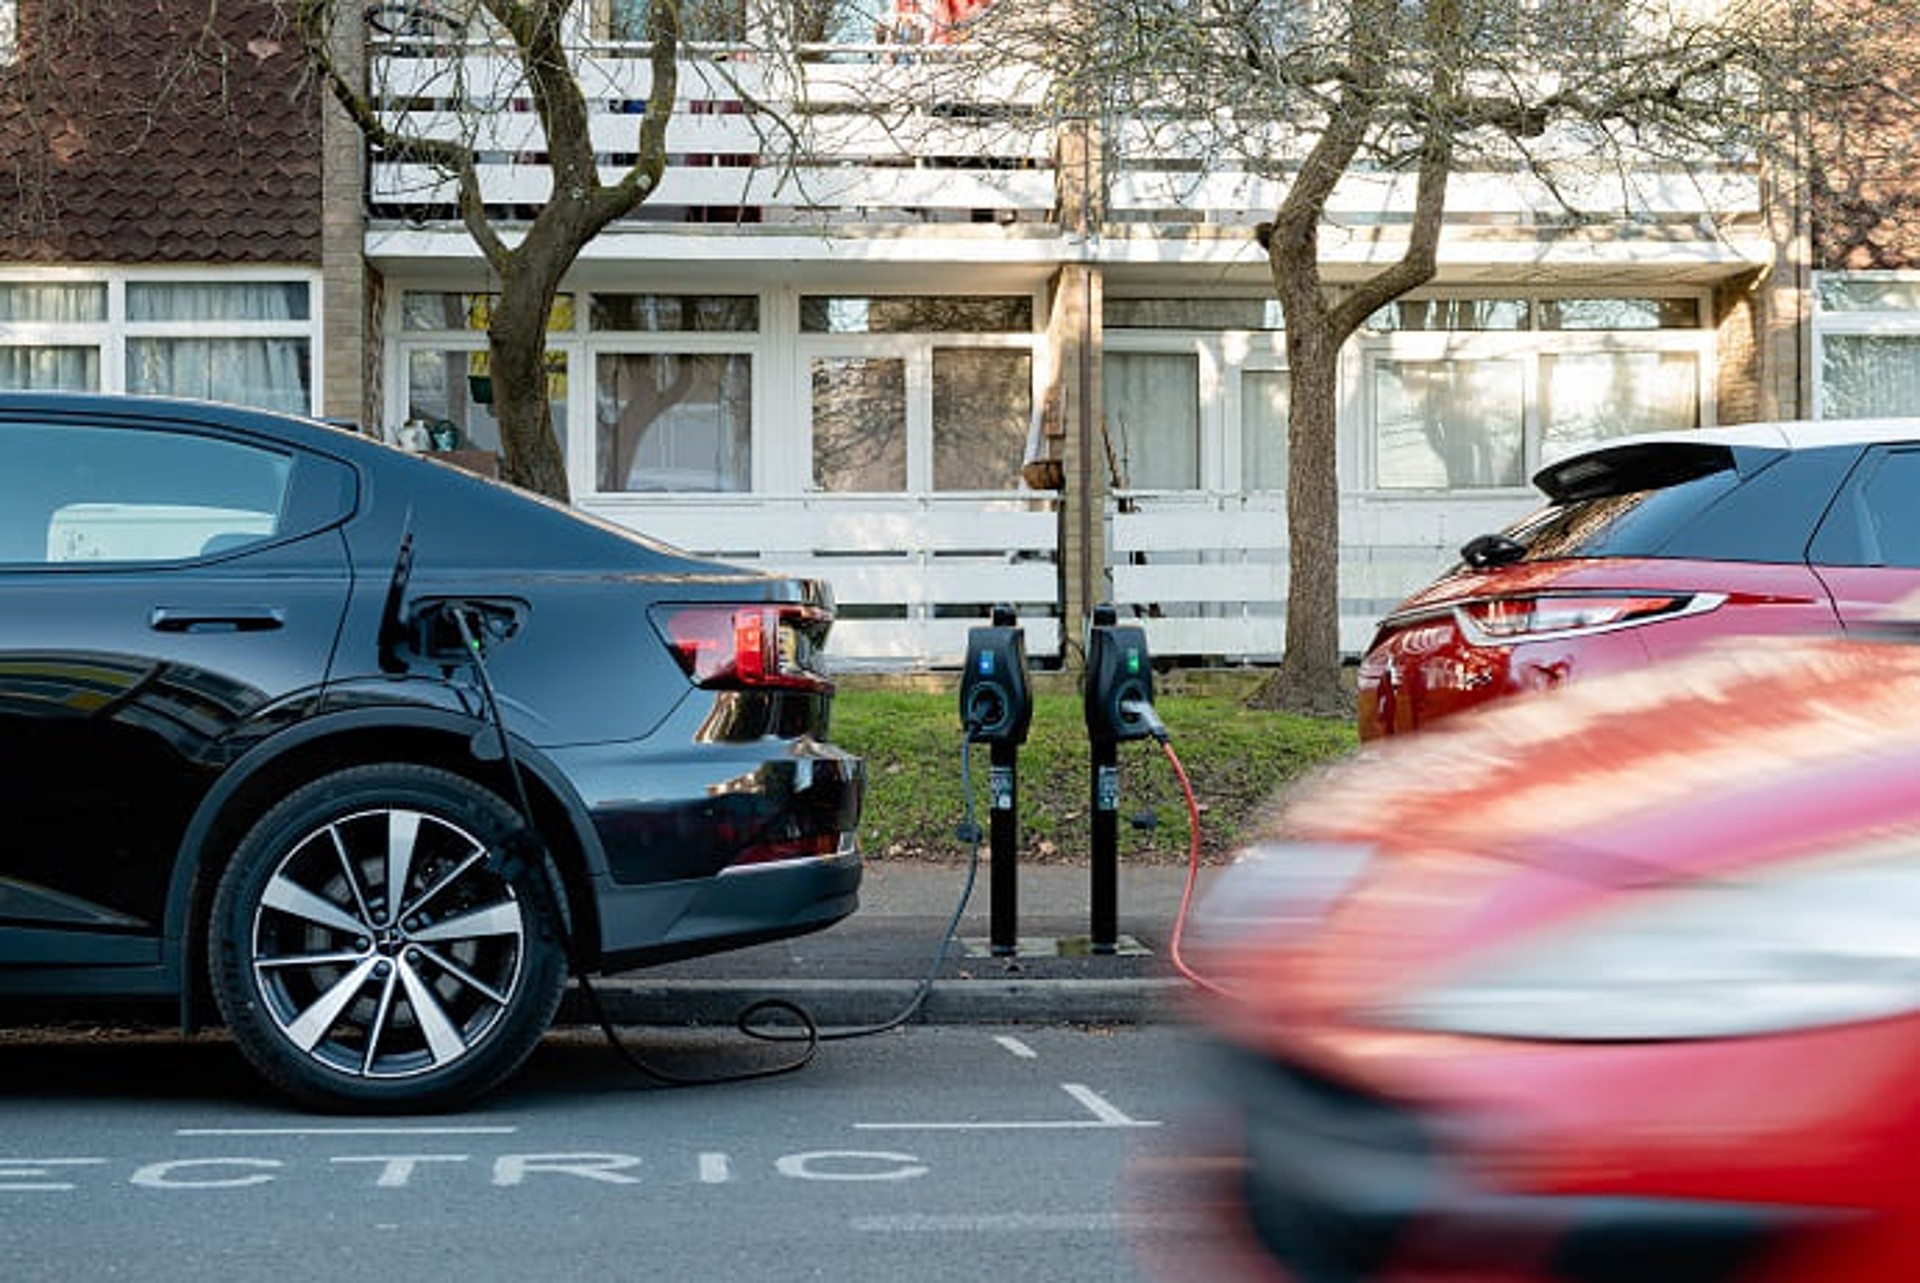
0 1022 1220 1283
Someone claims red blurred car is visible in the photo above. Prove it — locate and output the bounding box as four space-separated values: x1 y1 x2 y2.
1143 637 1920 1283
1358 417 1920 740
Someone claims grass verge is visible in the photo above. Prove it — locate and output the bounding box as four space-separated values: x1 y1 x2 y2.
832 672 1358 865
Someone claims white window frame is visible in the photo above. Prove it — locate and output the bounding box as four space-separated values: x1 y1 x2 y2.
385 286 771 497
1359 291 1717 494
1812 270 1920 421
793 290 1043 497
0 267 322 413
1102 326 1289 494
585 341 761 496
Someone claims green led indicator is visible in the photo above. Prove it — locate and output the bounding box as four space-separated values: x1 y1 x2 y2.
1126 649 1140 674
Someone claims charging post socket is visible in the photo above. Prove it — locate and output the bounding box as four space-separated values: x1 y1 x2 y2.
959 605 1032 956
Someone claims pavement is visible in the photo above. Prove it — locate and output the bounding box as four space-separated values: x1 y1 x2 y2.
565 859 1220 1030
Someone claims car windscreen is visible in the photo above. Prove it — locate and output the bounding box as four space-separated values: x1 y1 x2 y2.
1481 443 1859 566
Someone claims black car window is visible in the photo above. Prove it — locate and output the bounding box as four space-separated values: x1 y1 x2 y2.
1492 443 1856 566
1500 469 1742 562
1811 447 1920 569
0 421 293 565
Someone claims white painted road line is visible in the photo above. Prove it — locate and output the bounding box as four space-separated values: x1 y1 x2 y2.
0 1159 109 1191
1062 1082 1146 1126
852 1212 1182 1233
993 1035 1038 1059
853 1082 1159 1132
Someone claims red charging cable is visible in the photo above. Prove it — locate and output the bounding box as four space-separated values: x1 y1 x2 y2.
1160 737 1232 998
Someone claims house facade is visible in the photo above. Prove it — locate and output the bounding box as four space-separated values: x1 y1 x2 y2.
0 1 325 419
1 2 1907 670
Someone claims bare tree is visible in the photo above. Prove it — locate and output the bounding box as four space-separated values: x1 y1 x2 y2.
969 0 1913 714
288 0 701 500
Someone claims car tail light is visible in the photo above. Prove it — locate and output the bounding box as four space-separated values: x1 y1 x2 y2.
651 604 835 692
1456 593 1723 644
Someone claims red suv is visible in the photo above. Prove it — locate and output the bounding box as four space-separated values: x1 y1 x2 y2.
1358 418 1920 739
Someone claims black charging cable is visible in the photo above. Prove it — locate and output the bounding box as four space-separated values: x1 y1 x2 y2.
447 604 984 1087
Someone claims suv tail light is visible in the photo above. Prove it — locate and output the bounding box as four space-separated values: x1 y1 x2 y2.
1457 593 1724 644
651 604 835 692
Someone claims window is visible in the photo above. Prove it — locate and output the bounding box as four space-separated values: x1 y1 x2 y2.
0 283 106 323
605 0 748 42
1241 369 1289 492
591 294 757 333
1104 352 1199 489
595 353 751 492
933 348 1032 491
1823 335 1920 420
1369 299 1529 332
802 296 1032 334
1106 298 1283 330
1540 352 1698 462
0 274 318 412
1367 292 1710 490
801 295 1035 495
401 291 574 332
123 282 312 415
0 348 97 392
813 357 905 491
1855 451 1920 568
1101 297 1290 494
403 348 569 462
399 291 578 460
791 0 890 45
1812 273 1920 422
1375 358 1526 490
0 422 291 565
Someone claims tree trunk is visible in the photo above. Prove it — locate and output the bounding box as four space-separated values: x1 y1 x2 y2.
483 295 564 499
1257 298 1352 718
488 260 571 501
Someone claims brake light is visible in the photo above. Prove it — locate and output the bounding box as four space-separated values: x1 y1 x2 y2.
652 604 834 692
1457 593 1720 643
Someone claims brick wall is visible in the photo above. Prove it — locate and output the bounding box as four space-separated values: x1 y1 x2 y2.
1810 25 1920 271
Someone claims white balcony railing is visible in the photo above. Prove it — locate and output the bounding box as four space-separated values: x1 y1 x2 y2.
369 47 1058 226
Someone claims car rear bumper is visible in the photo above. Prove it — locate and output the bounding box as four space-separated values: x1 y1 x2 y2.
589 848 861 973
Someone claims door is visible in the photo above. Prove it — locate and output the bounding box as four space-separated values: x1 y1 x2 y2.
0 414 354 966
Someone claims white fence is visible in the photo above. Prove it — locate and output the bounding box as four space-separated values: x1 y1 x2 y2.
582 493 1061 667
1109 490 1539 659
582 487 1540 669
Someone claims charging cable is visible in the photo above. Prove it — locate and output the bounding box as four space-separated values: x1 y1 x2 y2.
1119 699 1228 998
741 736 984 1047
448 603 984 1086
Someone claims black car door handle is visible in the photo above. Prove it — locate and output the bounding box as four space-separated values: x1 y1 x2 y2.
149 606 286 633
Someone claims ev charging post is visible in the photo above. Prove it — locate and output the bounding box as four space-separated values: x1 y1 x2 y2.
1083 603 1156 955
958 604 1033 956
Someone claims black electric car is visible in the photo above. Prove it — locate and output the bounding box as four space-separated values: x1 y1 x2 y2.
0 392 863 1111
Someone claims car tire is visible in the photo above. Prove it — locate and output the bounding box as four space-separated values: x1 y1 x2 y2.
209 763 569 1112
